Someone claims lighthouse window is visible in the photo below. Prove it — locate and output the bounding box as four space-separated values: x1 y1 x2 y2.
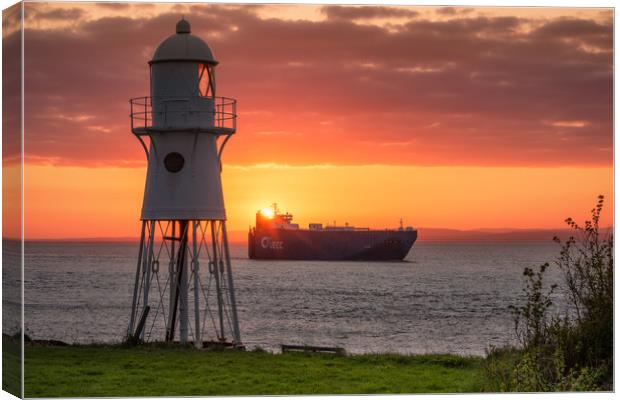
198 63 212 97
164 152 185 173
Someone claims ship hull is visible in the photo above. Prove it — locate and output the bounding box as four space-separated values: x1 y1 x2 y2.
248 228 417 261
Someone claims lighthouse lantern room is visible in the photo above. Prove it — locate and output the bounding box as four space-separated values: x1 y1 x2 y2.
127 18 241 347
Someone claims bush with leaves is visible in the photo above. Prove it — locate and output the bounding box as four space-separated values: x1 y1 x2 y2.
510 263 557 349
485 195 613 392
554 195 613 382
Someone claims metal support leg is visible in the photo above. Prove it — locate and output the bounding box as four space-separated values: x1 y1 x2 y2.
141 220 155 341
192 221 201 347
179 221 189 344
222 220 241 344
128 219 241 344
211 221 225 340
128 220 146 338
168 221 189 343
166 221 177 341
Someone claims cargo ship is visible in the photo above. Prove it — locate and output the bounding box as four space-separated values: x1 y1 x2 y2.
248 205 417 261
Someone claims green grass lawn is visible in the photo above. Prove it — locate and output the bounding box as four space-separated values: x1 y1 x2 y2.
3 335 22 397
24 344 484 397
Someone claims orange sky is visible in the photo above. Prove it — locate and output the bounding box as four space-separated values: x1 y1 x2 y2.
17 163 613 240
2 3 614 239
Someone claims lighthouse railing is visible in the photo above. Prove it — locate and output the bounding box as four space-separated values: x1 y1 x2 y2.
130 96 237 134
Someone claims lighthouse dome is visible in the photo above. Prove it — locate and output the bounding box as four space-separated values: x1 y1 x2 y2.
150 19 218 65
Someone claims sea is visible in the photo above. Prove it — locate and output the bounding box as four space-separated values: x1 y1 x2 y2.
5 241 569 356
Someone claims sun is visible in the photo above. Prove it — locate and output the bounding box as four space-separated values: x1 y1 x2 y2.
260 207 275 219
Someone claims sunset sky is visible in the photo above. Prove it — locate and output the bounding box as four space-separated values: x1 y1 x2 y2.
2 2 613 239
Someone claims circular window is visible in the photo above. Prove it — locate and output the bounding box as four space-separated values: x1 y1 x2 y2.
164 152 185 173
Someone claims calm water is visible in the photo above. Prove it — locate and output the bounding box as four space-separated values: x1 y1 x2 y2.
17 241 567 356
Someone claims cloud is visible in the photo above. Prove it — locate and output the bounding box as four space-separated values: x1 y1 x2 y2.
25 7 85 21
321 5 419 20
3 4 22 165
95 3 132 10
534 17 611 37
22 4 612 168
435 7 474 16
545 120 590 128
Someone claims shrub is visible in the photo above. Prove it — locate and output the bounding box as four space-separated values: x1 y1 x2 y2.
484 196 613 391
553 196 613 381
509 263 557 349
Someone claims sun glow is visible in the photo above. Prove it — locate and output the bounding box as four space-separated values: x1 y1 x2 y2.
260 207 275 219
19 164 613 240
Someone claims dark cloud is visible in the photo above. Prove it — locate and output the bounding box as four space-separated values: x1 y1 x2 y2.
22 4 612 167
436 7 474 16
534 17 610 37
95 2 132 10
25 7 85 21
532 18 612 49
3 4 22 165
321 5 419 20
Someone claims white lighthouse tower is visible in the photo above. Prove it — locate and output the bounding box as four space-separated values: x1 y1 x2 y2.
127 18 241 347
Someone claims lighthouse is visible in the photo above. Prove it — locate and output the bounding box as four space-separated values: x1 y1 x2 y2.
127 18 241 347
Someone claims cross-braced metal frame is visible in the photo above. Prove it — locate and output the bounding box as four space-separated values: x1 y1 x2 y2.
127 219 241 347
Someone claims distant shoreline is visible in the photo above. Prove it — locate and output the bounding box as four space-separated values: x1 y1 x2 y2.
6 226 612 244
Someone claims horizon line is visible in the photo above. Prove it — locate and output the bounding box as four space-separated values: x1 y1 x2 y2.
6 225 612 243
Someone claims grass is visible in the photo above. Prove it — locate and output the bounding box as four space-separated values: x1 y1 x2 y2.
24 343 484 397
3 334 22 397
